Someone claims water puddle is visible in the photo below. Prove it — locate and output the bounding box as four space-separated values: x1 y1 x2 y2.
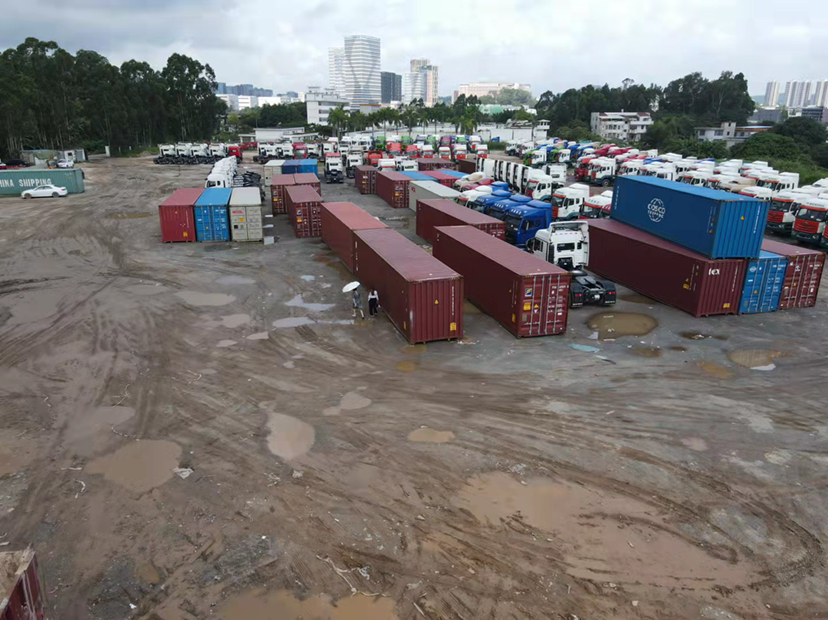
285 294 334 312
454 472 754 587
216 275 256 285
669 345 688 352
300 275 316 281
126 284 168 296
265 412 315 460
323 391 373 416
176 291 235 307
586 312 657 340
245 332 269 340
408 428 455 443
681 437 709 451
216 340 237 348
221 314 251 328
620 293 653 304
396 360 418 372
219 588 399 620
727 349 784 370
401 344 427 354
570 343 600 353
200 368 217 375
86 440 182 493
697 361 734 379
107 212 151 219
273 317 315 328
65 405 135 456
628 346 661 358
680 331 729 341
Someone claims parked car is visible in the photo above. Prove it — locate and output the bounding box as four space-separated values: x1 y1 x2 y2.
4 158 30 167
57 159 74 168
21 184 68 199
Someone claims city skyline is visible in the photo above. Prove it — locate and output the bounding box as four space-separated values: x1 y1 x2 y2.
763 79 828 108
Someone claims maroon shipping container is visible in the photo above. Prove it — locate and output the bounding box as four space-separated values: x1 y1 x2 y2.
420 170 455 187
761 239 825 309
285 185 323 238
353 229 463 344
433 226 570 337
415 158 457 171
457 159 477 174
0 547 46 620
270 174 295 214
159 188 201 242
354 165 377 194
417 199 505 244
588 219 746 317
293 173 321 195
320 202 388 272
376 170 411 209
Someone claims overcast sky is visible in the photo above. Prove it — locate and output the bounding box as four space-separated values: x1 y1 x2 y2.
2 0 826 98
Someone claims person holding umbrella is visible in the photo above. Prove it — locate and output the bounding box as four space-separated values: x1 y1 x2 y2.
343 281 365 319
368 289 379 318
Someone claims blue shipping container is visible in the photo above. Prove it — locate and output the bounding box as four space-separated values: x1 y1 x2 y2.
297 159 319 175
611 176 769 259
401 171 437 182
194 188 231 241
282 160 299 175
739 251 788 314
440 170 465 178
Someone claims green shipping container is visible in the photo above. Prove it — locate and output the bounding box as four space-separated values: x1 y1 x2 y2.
0 168 85 196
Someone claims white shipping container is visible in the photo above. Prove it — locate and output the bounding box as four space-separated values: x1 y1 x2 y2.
229 188 263 242
408 180 461 212
246 206 263 241
263 159 286 186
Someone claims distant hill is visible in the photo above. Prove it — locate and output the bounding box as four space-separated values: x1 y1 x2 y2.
752 94 766 105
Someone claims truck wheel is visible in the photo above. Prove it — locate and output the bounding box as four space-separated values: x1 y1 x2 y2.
601 178 610 187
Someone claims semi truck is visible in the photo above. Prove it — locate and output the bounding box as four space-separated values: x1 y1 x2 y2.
792 197 828 244
580 191 613 219
766 190 808 235
543 183 591 220
585 157 618 186
502 201 560 247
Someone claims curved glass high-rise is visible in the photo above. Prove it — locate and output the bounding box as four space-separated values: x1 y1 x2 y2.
343 35 381 105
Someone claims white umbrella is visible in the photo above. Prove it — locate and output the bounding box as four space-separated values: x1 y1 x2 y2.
342 281 360 293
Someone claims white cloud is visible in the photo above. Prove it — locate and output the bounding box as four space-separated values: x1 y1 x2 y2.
2 0 827 96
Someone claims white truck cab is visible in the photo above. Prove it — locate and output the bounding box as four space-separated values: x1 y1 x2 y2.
548 183 590 220
527 221 590 271
396 159 418 172
739 186 774 201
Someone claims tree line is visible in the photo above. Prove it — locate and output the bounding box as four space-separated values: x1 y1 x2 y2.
0 37 226 159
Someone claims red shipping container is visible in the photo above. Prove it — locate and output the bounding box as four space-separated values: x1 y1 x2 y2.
457 159 477 174
270 174 295 214
293 173 321 195
588 219 746 317
376 170 411 209
0 547 46 620
159 188 201 242
416 199 505 244
420 170 455 187
761 239 825 309
433 226 570 337
321 202 388 272
414 158 457 171
354 165 377 194
286 185 323 238
353 229 463 344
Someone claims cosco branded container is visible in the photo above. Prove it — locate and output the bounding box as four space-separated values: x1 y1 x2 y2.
286 185 323 238
739 251 787 314
611 175 768 259
293 172 321 194
229 187 263 242
433 225 569 337
353 228 463 344
409 181 461 213
320 202 388 271
761 239 825 309
354 165 377 194
588 219 746 317
194 188 231 242
376 170 411 209
0 168 85 195
263 159 286 186
159 188 201 242
419 170 455 187
270 174 295 214
417 199 505 244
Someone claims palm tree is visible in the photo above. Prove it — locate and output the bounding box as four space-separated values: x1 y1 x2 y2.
327 106 348 138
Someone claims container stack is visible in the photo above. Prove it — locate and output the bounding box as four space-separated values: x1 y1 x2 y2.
416 199 505 244
761 239 825 309
596 176 793 316
285 185 323 238
433 225 570 338
376 170 412 209
414 158 456 171
409 181 461 212
419 170 456 187
320 202 388 271
354 165 377 194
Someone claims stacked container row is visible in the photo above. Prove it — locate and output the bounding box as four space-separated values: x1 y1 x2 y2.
286 185 323 238
414 158 456 171
420 170 455 187
354 228 464 344
270 174 294 214
761 239 825 309
376 170 411 209
320 202 388 271
409 181 461 212
355 165 377 194
738 251 788 314
282 159 319 175
433 225 570 338
416 199 505 244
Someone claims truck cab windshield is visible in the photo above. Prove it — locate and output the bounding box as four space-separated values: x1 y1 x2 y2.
799 209 827 222
504 215 522 231
770 199 794 212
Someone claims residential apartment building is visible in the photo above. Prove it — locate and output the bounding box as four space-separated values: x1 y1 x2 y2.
343 35 381 105
215 83 273 97
812 81 828 108
590 112 653 141
453 82 532 101
696 122 770 148
305 86 349 126
381 72 402 103
798 106 828 124
764 81 780 107
328 48 346 96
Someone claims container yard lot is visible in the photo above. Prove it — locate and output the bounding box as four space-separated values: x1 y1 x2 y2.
1 155 828 619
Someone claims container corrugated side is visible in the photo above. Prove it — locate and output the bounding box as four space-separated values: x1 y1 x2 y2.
270 174 295 214
414 158 456 171
417 199 505 244
293 173 321 196
0 168 85 195
761 238 825 309
353 228 463 344
588 219 746 317
739 251 787 314
433 225 569 337
159 188 201 242
420 170 455 187
376 170 410 209
263 159 285 186
354 166 376 194
286 185 323 238
457 160 477 174
409 181 461 213
320 202 388 272
611 175 768 259
0 547 46 620
194 188 231 242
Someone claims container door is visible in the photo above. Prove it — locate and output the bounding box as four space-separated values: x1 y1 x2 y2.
546 275 569 334
194 206 210 241
246 206 263 241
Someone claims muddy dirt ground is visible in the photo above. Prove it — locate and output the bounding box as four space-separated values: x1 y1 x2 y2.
1 156 827 620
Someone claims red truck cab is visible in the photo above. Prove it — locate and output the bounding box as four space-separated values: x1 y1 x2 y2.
226 145 242 162
405 144 420 158
293 142 308 159
792 198 828 244
387 142 402 157
574 156 595 181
